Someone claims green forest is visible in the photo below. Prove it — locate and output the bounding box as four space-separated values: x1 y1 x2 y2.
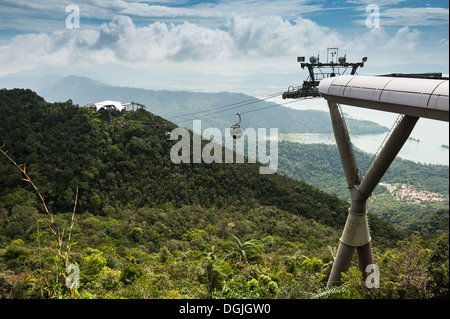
0 89 448 300
276 142 449 234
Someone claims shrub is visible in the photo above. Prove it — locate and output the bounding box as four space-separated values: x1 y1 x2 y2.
120 265 144 285
81 254 107 282
130 227 143 243
2 239 31 270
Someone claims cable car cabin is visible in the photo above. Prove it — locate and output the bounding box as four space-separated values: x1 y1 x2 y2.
230 125 243 139
230 113 243 139
165 131 171 140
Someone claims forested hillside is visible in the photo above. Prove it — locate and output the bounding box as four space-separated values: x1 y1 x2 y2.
278 143 449 198
0 89 447 300
0 89 353 229
277 142 449 234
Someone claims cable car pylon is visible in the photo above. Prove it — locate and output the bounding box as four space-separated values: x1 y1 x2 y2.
326 102 419 288
284 48 448 289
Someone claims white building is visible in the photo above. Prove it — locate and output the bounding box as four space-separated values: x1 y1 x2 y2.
84 101 145 113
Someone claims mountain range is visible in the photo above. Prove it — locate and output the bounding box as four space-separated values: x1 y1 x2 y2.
0 73 388 135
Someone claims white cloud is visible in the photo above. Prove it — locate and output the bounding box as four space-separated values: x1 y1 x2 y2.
345 27 417 64
351 5 449 27
381 7 449 26
192 0 326 19
91 15 233 62
0 0 330 33
79 0 219 20
0 13 341 72
346 0 407 5
227 14 341 58
342 25 449 71
0 10 448 81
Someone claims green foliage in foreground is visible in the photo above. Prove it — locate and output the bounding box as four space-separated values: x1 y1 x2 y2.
0 205 447 299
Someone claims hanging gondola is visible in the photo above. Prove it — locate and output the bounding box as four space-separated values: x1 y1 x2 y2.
230 113 243 140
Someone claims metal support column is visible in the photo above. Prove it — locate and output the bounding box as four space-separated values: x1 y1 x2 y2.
326 101 419 287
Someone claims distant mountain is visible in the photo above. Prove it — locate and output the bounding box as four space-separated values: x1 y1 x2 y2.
39 75 109 102
0 73 64 92
0 74 389 135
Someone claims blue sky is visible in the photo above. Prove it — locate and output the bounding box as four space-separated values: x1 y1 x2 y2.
0 0 448 92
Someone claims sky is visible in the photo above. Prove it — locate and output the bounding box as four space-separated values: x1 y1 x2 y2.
0 0 449 93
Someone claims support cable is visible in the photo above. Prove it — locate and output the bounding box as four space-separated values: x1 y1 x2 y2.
361 114 405 179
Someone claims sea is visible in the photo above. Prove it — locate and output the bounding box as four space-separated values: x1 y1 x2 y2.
280 97 449 166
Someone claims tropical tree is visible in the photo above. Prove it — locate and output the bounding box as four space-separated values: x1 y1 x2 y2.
427 232 449 298
200 245 223 298
225 235 263 264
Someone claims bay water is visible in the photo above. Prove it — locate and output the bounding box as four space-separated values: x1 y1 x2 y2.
281 97 449 166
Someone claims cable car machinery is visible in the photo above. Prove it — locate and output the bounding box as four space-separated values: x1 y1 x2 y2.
282 47 368 99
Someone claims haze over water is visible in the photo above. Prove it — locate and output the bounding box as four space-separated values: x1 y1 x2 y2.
283 98 449 166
